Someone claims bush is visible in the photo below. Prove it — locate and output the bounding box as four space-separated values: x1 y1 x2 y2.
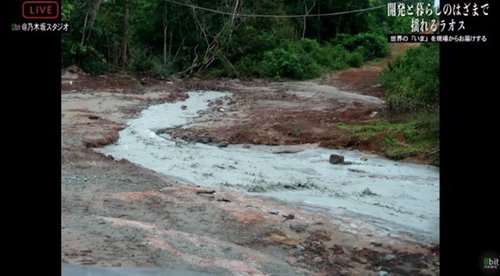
235 56 261 77
347 50 364 68
319 45 350 70
337 33 389 60
260 48 321 80
62 42 109 75
150 57 173 79
130 48 153 72
81 57 108 75
380 44 439 111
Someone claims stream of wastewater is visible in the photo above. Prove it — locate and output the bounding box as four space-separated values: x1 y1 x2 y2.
98 91 439 242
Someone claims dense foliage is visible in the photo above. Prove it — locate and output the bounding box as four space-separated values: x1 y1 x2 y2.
61 0 405 78
380 44 440 112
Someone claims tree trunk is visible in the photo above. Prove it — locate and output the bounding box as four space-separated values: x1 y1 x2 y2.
163 9 168 65
86 0 103 42
80 11 89 47
302 0 315 39
121 0 130 68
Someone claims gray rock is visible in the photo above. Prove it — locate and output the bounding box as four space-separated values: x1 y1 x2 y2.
313 256 323 263
379 271 389 276
289 223 309 233
383 254 396 261
218 142 229 148
361 188 377 196
329 154 345 164
285 256 297 265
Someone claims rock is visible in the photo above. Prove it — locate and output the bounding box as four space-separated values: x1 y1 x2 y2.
282 214 295 222
248 185 266 193
65 65 82 73
297 255 305 261
383 254 396 261
285 257 297 265
81 258 97 265
289 223 308 233
218 107 225 112
272 148 303 154
361 188 377 196
242 144 251 148
379 271 389 276
332 245 344 254
329 154 345 164
313 256 323 263
62 65 81 80
360 156 368 161
196 137 212 144
217 198 231 202
196 189 216 195
348 168 365 173
370 241 383 247
265 233 301 246
218 142 229 148
339 269 350 276
180 105 187 110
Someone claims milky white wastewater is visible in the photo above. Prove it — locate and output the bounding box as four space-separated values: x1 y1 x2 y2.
98 91 439 242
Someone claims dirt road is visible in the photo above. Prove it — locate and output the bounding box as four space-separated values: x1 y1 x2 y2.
62 62 438 275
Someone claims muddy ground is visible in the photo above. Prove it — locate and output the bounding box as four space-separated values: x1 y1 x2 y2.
62 45 439 275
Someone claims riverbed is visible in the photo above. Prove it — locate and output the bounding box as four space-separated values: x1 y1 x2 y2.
98 91 439 242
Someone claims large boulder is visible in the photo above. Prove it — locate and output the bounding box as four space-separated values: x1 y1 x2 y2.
329 154 345 164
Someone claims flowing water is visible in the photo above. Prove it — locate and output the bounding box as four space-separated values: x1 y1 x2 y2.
98 91 439 242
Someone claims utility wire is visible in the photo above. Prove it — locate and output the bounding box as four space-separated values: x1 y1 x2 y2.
164 0 386 18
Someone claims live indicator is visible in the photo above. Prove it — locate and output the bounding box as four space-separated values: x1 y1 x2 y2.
22 1 59 19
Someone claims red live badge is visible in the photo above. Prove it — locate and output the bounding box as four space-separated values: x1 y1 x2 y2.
22 1 59 19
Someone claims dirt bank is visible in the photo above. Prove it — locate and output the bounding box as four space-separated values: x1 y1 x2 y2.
164 44 432 164
62 69 438 274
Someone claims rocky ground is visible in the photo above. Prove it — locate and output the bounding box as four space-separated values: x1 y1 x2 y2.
62 45 439 275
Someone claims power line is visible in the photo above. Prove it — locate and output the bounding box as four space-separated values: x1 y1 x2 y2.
164 0 385 18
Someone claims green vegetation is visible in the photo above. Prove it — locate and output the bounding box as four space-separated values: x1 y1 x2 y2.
339 112 439 160
380 44 440 112
339 43 439 162
60 0 410 78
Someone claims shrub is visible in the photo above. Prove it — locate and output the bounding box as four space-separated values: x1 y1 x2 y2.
347 50 364 68
260 48 321 80
337 33 389 60
130 48 153 72
235 56 261 77
81 57 108 75
150 57 173 79
62 42 109 75
380 44 439 112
